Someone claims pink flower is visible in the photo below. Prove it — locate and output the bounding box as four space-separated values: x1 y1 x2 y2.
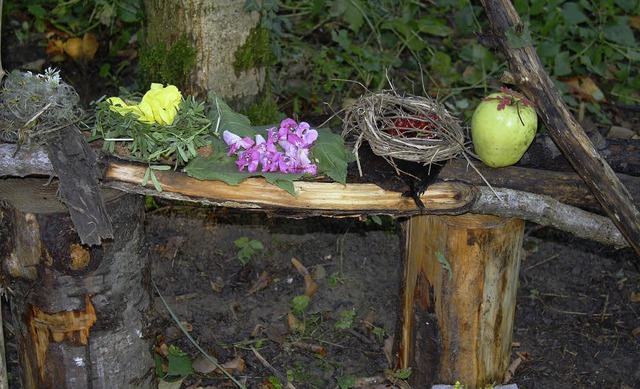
224 118 318 176
223 131 254 156
295 122 318 146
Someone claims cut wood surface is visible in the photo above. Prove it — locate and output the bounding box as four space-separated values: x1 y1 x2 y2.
396 214 524 387
103 159 477 216
480 0 640 256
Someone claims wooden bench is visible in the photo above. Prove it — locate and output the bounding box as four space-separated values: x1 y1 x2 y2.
2 155 522 388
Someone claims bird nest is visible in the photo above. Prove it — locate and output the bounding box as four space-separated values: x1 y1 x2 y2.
342 90 467 173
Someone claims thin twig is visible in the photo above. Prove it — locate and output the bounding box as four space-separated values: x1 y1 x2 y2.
152 279 247 389
250 346 296 389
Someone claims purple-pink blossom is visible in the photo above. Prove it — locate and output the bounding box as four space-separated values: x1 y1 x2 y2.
223 119 318 175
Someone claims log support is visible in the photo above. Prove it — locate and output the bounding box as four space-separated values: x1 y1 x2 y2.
0 178 154 389
396 214 524 388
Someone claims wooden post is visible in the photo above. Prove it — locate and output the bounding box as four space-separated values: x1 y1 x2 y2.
0 178 154 389
396 214 524 388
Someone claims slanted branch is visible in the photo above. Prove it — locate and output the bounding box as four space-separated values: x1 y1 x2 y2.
479 0 640 256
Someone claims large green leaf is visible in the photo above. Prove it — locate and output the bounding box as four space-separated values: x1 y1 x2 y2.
207 91 254 137
187 105 353 195
312 128 355 185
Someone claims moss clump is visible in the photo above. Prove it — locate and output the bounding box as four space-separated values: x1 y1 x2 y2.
233 27 273 77
139 36 197 88
242 92 284 125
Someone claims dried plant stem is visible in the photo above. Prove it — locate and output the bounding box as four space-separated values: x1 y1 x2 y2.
250 346 297 389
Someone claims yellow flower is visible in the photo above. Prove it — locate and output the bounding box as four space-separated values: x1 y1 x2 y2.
107 83 182 125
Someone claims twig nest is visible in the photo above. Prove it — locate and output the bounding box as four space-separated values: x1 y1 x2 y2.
342 90 466 169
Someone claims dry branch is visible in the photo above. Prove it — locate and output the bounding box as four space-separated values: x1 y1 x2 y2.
479 0 640 256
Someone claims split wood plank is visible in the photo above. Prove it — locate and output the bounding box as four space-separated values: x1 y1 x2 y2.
103 159 477 216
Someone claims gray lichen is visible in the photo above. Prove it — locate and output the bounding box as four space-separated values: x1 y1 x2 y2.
0 68 83 146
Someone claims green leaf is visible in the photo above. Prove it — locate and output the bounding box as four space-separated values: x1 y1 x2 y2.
337 375 357 389
561 2 589 25
167 345 193 377
554 51 572 76
330 0 364 33
291 295 310 314
234 236 250 248
312 128 354 185
394 367 412 379
603 17 636 46
207 91 254 137
418 19 453 37
335 309 356 330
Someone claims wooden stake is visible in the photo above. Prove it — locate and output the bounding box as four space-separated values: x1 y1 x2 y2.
396 214 524 388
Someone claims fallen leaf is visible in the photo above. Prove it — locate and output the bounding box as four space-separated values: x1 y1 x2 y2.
63 37 84 60
304 274 318 297
246 271 271 296
82 33 99 60
160 236 185 259
158 378 184 389
290 341 327 357
383 335 394 366
210 276 225 293
291 258 318 297
192 356 217 374
287 312 305 333
503 351 528 383
563 76 606 103
156 342 170 357
215 355 245 374
46 39 65 59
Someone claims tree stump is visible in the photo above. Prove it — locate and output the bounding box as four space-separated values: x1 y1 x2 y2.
396 214 524 388
0 178 154 389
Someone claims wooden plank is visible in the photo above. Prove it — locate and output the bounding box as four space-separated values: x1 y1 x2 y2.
396 214 524 387
103 159 478 216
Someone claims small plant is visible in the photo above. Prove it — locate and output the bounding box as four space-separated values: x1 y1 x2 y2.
234 237 264 266
336 375 357 389
334 308 356 330
155 344 194 384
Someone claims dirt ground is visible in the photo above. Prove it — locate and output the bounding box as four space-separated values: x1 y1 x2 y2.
143 209 639 389
2 26 640 389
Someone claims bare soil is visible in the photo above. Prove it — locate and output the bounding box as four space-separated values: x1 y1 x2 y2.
144 209 639 389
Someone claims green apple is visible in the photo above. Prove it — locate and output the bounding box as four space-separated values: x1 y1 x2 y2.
471 89 538 167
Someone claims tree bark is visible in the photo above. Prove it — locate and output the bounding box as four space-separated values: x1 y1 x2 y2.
440 158 640 214
479 0 640 256
0 178 154 389
142 0 265 107
518 134 640 177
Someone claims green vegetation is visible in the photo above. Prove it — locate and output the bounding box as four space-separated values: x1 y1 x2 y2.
258 0 639 124
233 27 274 76
138 36 198 89
234 237 265 266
